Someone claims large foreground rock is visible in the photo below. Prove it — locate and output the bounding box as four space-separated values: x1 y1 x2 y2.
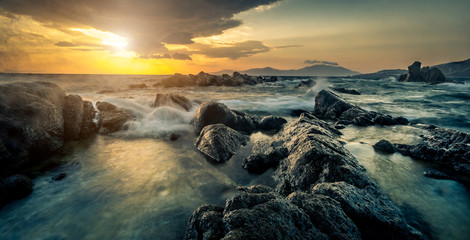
152 93 192 111
0 82 66 176
314 90 408 127
186 113 425 240
195 124 249 163
398 61 449 84
395 126 470 177
63 94 84 140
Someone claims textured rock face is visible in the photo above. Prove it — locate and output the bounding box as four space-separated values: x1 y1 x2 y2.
398 61 449 84
258 116 287 132
186 113 425 240
63 94 84 141
152 93 192 111
395 126 470 177
97 101 132 135
195 124 249 163
314 90 408 127
242 140 288 174
192 102 258 135
0 82 66 175
79 101 98 138
373 140 397 154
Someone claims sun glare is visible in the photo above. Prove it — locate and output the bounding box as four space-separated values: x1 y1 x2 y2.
71 28 128 50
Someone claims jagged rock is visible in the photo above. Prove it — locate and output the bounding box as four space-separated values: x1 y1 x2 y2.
184 204 225 240
63 94 84 141
296 79 316 88
331 87 361 95
97 101 132 135
79 101 98 138
395 127 470 177
398 61 449 84
423 170 453 180
192 102 257 135
0 174 33 206
373 140 397 154
0 82 66 176
195 124 249 163
258 116 287 132
290 109 309 117
312 182 424 240
242 140 287 174
152 93 192 111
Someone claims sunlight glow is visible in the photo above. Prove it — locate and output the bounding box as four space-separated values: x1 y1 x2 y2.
71 28 128 49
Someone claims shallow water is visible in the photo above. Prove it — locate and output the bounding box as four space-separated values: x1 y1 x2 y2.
0 73 469 239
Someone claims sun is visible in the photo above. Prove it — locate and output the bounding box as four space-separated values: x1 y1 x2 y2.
71 28 129 50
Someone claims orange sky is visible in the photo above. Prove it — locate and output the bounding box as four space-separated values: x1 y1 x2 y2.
0 0 469 74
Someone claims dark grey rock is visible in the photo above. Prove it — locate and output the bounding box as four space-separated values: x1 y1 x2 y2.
0 82 65 176
296 79 315 88
97 102 132 135
290 109 309 117
184 204 225 240
373 140 397 154
79 101 98 138
195 124 249 163
192 102 257 135
398 61 449 84
63 94 84 141
1 174 33 205
258 116 287 132
242 140 287 174
331 87 361 95
152 93 192 111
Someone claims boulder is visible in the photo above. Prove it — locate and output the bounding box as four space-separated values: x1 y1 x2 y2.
192 102 257 135
398 61 449 84
63 94 84 141
152 93 192 111
395 127 470 177
406 61 422 82
0 82 66 176
331 87 361 95
0 174 33 206
258 116 287 132
97 101 132 135
242 140 288 174
184 204 225 240
373 140 397 154
79 101 98 138
195 124 249 163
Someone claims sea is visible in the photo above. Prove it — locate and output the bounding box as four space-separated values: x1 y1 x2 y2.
0 73 469 240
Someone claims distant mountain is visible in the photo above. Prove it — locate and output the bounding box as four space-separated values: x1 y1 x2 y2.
433 58 470 78
212 64 360 77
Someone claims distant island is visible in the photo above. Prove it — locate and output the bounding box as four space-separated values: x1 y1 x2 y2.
212 64 360 77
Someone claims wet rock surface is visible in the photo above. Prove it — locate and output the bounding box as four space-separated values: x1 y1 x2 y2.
63 94 84 141
186 113 425 240
152 93 192 111
395 126 470 177
314 90 408 127
373 140 397 154
97 101 133 135
195 124 249 163
79 101 98 138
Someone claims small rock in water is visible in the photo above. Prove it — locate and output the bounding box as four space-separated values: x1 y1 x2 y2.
168 133 180 141
373 140 396 154
290 109 309 117
52 173 67 181
423 170 453 180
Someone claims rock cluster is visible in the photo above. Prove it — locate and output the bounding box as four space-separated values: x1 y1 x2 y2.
395 126 470 177
398 61 448 85
185 113 425 240
158 71 277 88
314 90 408 127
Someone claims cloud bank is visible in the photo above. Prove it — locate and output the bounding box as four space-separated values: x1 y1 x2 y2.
304 60 339 66
0 0 281 59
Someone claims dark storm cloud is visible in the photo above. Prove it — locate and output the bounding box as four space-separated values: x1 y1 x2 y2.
195 41 270 60
172 53 192 60
0 0 280 57
304 60 338 66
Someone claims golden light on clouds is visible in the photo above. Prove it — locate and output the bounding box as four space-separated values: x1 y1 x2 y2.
70 28 129 50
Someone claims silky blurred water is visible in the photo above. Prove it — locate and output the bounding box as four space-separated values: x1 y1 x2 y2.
0 73 469 239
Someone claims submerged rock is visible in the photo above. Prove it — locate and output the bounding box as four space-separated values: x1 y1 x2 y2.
152 93 192 111
0 82 66 176
195 124 249 163
373 140 397 154
395 127 470 177
97 101 132 135
331 87 361 95
192 102 258 135
423 170 453 180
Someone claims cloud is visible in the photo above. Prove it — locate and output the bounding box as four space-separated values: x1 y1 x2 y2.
0 0 281 56
140 54 172 59
273 44 304 49
172 53 192 60
195 40 270 60
304 60 339 66
55 41 78 47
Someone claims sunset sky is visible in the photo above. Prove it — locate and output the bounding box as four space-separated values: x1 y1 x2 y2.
0 0 469 74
